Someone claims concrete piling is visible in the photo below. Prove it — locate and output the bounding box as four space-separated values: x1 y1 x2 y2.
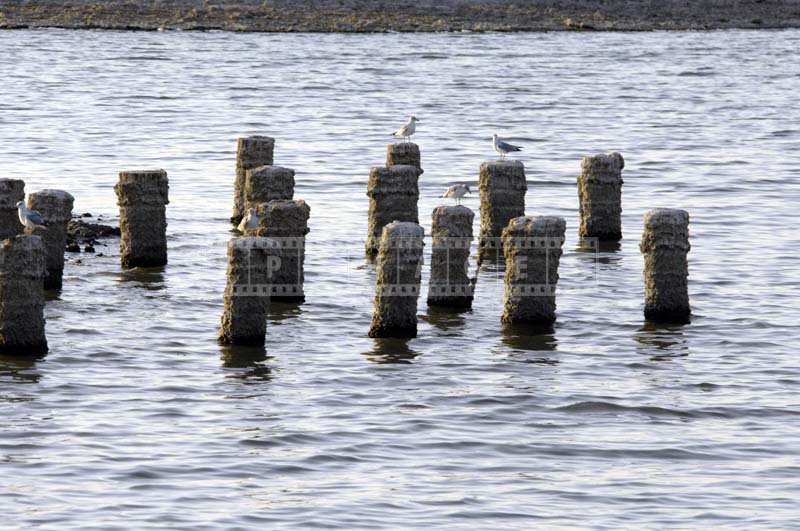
369 221 424 338
0 235 47 355
427 205 475 309
640 208 691 323
25 190 74 289
0 179 25 240
114 169 169 269
365 164 420 258
233 135 275 224
578 152 624 241
244 165 294 212
218 236 273 346
478 160 527 259
501 215 566 325
386 142 422 173
248 199 310 303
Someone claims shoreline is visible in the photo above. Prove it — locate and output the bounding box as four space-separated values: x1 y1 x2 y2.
2 1 800 33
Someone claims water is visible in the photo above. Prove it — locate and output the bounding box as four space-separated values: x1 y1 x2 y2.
1 28 799 528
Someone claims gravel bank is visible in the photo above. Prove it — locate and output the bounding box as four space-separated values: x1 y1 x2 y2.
1 0 799 32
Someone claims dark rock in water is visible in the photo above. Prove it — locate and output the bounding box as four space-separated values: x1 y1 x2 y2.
67 219 121 242
97 253 104 257
81 212 92 218
66 243 81 253
84 244 95 253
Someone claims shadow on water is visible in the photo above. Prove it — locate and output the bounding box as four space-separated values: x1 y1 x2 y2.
0 353 43 384
501 323 559 363
116 266 166 289
220 344 273 381
635 322 689 360
423 305 469 332
364 338 420 364
574 238 622 266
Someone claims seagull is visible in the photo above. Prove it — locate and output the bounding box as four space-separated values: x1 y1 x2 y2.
237 207 260 233
493 133 522 160
391 116 419 143
17 201 47 231
442 184 471 205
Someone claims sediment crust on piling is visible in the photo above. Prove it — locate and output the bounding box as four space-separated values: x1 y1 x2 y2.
369 221 424 338
245 165 294 213
639 208 691 323
233 136 275 224
2 1 798 32
26 189 74 290
0 235 47 356
115 169 169 269
427 205 475 309
366 164 420 258
578 152 623 241
386 142 422 174
501 215 566 325
479 159 526 260
0 179 25 241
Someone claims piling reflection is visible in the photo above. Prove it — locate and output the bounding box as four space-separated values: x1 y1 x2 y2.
364 338 419 364
501 323 559 361
424 306 469 332
0 353 42 383
269 301 304 324
220 344 273 381
635 322 689 360
117 266 166 289
574 238 622 265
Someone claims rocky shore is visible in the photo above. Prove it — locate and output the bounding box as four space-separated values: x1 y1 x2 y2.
1 0 799 32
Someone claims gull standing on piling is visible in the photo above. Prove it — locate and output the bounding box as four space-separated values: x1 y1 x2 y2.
442 184 471 205
493 133 522 160
237 207 260 233
16 201 46 230
392 116 419 143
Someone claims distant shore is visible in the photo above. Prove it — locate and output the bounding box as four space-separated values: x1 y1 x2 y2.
2 0 799 32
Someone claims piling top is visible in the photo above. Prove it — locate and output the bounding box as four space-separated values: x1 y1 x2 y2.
480 159 525 173
0 179 25 208
643 208 689 230
432 205 474 223
27 189 75 222
253 199 311 237
640 208 690 253
367 165 421 197
238 135 275 147
248 165 295 180
581 152 624 178
382 220 424 241
115 169 169 206
503 215 567 238
0 234 45 278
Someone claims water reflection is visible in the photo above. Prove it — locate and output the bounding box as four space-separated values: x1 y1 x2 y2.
574 238 622 266
220 344 273 381
269 301 304 324
117 266 166 289
635 322 689 360
502 323 558 353
364 338 419 364
0 353 42 383
424 306 469 331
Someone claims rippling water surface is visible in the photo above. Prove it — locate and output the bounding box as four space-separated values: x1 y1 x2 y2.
1 28 799 528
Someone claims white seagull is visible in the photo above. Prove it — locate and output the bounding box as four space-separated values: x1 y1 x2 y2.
442 184 471 205
237 207 260 233
17 201 47 231
493 133 522 160
392 116 419 143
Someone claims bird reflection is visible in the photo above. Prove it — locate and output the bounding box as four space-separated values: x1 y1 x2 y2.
364 338 419 364
635 322 689 361
220 344 273 380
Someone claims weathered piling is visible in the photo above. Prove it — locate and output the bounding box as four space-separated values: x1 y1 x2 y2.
233 135 275 224
640 208 691 323
244 165 294 212
478 160 527 259
25 190 74 289
365 164 420 258
386 142 422 173
114 169 169 269
369 221 424 338
0 179 25 240
248 199 310 303
578 152 624 241
501 215 566 325
218 236 273 346
427 205 475 309
0 235 47 355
